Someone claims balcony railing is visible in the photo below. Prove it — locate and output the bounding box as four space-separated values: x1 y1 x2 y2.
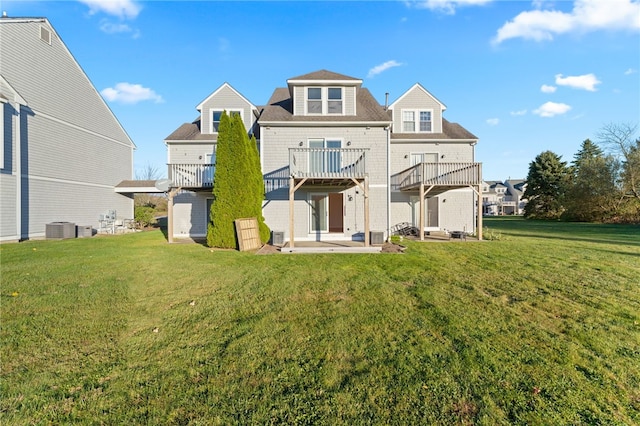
168 164 215 188
391 162 482 191
289 148 368 179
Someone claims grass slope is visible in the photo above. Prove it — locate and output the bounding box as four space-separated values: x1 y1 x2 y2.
1 218 639 425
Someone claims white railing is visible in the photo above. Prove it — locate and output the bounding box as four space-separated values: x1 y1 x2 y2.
289 148 368 179
168 164 215 188
391 162 482 190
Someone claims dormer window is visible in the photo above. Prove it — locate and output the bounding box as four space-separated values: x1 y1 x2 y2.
306 87 343 115
328 88 342 114
307 88 322 114
420 111 432 131
211 109 242 133
402 109 433 133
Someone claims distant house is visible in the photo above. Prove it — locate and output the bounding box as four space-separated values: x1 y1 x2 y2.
482 179 527 215
165 70 482 245
0 17 135 241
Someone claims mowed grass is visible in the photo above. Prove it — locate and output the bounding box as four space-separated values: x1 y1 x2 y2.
1 218 639 425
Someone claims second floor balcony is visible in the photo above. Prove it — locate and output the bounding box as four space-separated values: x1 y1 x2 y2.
168 163 214 188
289 147 369 179
391 162 482 194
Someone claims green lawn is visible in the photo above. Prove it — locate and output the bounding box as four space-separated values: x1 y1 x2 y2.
1 218 639 425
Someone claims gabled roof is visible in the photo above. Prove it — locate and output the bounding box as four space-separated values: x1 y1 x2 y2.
0 17 135 148
287 70 363 86
196 82 256 112
165 118 214 142
391 118 477 141
259 87 389 124
388 83 447 112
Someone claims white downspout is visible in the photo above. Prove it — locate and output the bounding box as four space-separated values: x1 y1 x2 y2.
386 125 391 241
15 102 22 241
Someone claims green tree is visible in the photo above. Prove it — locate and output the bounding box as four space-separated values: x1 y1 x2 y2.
207 112 237 248
564 141 619 222
523 151 569 219
207 112 270 248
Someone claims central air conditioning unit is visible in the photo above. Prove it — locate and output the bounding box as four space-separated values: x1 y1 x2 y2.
46 222 76 239
370 231 384 245
271 231 284 246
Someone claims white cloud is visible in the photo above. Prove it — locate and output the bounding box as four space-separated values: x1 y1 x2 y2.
101 82 163 104
533 101 572 117
367 60 404 78
79 0 142 19
486 118 500 126
624 68 637 75
99 20 140 38
409 0 493 14
510 109 527 116
555 73 601 91
541 84 557 93
493 0 640 44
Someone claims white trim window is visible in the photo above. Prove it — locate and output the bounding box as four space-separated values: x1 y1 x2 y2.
403 111 415 132
327 88 343 114
306 87 343 115
211 109 242 133
307 88 322 114
402 109 434 133
419 111 432 132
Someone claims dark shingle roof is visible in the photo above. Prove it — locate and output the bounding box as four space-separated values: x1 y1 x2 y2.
287 70 361 82
165 119 216 142
391 118 478 140
259 87 390 123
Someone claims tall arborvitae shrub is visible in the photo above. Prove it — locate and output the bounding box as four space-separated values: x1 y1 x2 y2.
207 112 270 248
207 112 237 248
249 134 271 243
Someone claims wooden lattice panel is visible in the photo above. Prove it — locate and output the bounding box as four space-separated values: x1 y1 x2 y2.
235 218 261 251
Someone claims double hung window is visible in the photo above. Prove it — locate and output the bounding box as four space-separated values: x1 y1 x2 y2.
307 88 322 114
212 110 241 133
307 87 343 115
402 109 433 133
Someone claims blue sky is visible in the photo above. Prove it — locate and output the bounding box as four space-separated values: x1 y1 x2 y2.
3 0 639 180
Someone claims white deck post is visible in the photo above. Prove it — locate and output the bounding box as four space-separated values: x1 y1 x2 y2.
419 182 425 241
289 176 295 249
364 176 370 247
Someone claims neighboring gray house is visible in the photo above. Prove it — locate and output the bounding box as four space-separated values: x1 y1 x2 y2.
165 70 482 245
0 17 135 242
482 179 527 215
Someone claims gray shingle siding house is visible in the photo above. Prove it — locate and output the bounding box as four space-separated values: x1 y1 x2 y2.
165 70 482 244
0 17 135 242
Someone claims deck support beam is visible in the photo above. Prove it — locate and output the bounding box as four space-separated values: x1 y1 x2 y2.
289 177 308 248
167 187 181 244
350 177 370 247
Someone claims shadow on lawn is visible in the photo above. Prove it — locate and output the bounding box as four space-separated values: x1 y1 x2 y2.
502 231 640 248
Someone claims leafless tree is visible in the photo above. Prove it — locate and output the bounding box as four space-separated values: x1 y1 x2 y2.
597 122 640 201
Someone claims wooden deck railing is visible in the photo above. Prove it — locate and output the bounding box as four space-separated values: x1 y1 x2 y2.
391 162 482 190
289 148 369 179
168 164 215 188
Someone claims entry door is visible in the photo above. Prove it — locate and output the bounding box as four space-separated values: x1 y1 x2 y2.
310 193 344 233
328 193 344 233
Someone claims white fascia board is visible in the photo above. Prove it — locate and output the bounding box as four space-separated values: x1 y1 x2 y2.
286 79 363 86
388 83 447 111
259 121 391 127
391 138 477 143
164 139 216 144
195 82 257 112
0 75 28 105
